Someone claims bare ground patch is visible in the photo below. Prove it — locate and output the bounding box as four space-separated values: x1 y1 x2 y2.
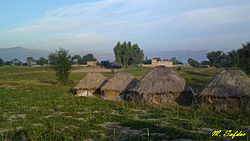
8 114 26 121
0 84 17 89
100 122 146 140
72 67 112 73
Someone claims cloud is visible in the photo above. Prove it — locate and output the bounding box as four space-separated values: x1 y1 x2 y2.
175 4 250 28
0 0 250 51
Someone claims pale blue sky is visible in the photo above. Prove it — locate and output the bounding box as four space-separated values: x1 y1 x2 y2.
0 0 250 53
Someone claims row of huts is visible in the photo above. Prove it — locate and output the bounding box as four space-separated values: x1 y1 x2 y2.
73 66 250 112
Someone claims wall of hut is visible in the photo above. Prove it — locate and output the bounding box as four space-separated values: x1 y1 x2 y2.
101 90 123 100
76 88 101 96
200 96 250 113
130 91 194 106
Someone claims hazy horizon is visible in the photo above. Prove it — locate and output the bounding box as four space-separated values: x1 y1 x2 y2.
1 0 250 52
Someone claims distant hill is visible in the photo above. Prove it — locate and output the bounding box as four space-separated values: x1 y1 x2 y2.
0 47 50 61
0 47 208 63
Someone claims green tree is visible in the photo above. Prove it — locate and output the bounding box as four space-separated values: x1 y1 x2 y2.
12 59 22 66
0 58 4 66
113 41 144 68
71 55 82 65
201 60 210 66
81 54 97 64
26 57 36 66
48 53 57 65
207 51 226 67
170 57 183 65
220 50 239 68
188 58 200 67
37 57 48 66
50 48 72 84
143 56 151 64
5 61 12 65
238 42 250 74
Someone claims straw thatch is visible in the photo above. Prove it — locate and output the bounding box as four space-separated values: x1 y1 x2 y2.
200 69 250 112
101 72 138 100
130 66 194 105
74 73 107 96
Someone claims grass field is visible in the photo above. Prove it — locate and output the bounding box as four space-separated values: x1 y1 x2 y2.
0 66 249 140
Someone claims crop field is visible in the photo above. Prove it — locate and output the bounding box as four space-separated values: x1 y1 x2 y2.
0 66 249 140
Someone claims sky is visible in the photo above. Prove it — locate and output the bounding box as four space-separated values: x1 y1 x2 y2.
0 0 250 53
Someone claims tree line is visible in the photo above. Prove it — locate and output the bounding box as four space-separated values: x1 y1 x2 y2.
187 42 250 74
1 41 249 83
0 53 97 66
0 57 48 66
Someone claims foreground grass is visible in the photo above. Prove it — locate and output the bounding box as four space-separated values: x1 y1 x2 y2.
0 66 249 140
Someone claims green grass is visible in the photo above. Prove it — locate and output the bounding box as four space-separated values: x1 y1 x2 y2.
0 66 249 140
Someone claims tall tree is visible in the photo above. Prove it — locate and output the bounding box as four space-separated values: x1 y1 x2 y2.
113 41 144 68
50 48 72 84
238 42 250 74
207 51 226 67
223 50 239 68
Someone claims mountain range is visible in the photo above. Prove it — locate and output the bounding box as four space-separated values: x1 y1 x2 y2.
0 47 208 63
0 47 49 61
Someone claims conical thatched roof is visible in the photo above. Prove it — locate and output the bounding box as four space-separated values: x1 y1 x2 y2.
101 72 138 92
74 73 107 89
200 69 250 97
134 66 187 94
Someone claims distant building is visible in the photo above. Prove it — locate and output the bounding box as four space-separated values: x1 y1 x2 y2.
142 57 173 67
87 61 97 67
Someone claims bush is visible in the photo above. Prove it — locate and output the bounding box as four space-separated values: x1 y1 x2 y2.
49 48 72 84
0 58 4 66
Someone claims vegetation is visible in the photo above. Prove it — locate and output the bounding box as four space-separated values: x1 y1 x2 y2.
36 57 48 66
237 43 250 74
0 66 249 140
26 57 36 66
0 53 97 67
0 58 4 66
49 48 72 84
72 54 97 65
206 42 250 74
170 57 183 65
114 41 144 68
143 57 151 65
188 58 200 67
207 51 226 67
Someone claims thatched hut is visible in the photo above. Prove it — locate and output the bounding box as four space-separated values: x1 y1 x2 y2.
74 73 107 96
130 66 194 105
199 69 250 112
101 72 138 100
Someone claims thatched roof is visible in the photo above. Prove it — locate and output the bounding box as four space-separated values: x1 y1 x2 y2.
74 73 107 89
200 69 250 98
134 66 187 94
101 72 138 92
